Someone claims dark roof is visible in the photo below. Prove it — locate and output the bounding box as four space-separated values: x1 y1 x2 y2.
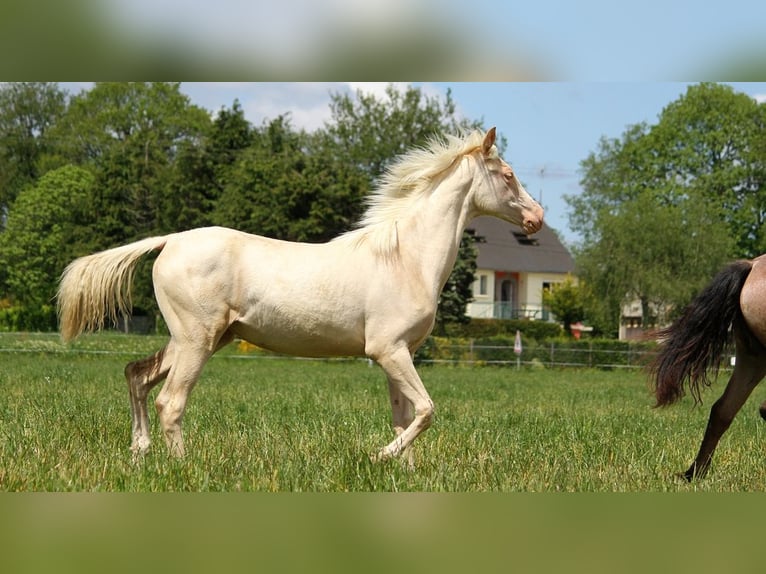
467 216 575 274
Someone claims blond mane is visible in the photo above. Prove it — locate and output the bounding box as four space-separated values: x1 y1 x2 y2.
337 130 489 256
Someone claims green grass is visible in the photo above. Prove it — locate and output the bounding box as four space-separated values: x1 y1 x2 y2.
2 333 766 491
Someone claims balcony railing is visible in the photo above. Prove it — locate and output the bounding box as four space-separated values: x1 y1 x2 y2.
468 302 547 321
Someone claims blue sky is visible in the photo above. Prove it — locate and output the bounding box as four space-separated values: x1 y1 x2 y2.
484 0 766 80
173 82 766 245
101 0 766 81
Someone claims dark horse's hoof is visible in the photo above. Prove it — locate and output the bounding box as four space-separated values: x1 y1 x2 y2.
677 471 694 483
679 463 709 482
760 401 766 421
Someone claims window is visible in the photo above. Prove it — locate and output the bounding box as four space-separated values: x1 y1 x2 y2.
478 274 488 296
513 232 539 246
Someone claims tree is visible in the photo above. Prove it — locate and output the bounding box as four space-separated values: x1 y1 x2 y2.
568 83 751 336
160 100 254 232
43 82 212 246
647 83 766 257
0 166 96 327
542 275 587 336
0 82 67 218
213 114 371 243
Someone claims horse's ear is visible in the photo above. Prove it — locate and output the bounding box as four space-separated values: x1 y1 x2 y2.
482 127 497 155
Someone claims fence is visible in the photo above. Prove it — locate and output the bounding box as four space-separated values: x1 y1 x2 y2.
416 338 664 370
0 332 733 371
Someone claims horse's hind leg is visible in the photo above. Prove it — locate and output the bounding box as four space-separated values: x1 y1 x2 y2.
125 342 174 458
684 335 766 481
155 331 234 457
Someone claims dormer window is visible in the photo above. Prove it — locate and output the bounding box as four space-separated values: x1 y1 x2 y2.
513 232 539 246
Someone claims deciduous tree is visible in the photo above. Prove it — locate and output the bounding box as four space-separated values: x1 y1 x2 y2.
0 166 95 312
542 275 587 336
0 82 67 218
568 83 752 335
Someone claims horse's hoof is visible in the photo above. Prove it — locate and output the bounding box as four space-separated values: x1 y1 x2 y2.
371 449 393 463
676 471 693 483
130 449 147 464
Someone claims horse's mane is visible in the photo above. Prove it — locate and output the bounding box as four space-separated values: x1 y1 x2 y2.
337 129 489 256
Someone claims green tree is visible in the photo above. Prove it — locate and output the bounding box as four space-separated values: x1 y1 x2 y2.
43 82 211 246
568 83 750 336
35 83 212 323
0 82 67 218
213 115 368 242
648 83 766 257
542 275 587 336
160 100 254 232
0 166 96 327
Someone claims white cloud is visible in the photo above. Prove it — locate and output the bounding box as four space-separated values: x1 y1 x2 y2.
192 83 455 133
182 83 340 132
754 94 766 104
345 83 409 100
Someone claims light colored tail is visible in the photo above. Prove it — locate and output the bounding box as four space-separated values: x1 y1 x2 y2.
57 235 170 342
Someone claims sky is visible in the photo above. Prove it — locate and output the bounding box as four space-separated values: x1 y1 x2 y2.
486 0 766 80
171 82 766 245
92 0 766 80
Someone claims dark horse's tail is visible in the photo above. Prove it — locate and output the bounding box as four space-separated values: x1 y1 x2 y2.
651 260 754 407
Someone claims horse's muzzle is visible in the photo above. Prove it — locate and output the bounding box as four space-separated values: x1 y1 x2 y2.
522 206 544 235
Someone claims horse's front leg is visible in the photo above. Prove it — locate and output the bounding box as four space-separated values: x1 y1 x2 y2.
387 376 416 468
373 346 434 462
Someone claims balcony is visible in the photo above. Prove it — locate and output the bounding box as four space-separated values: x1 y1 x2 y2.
468 301 546 321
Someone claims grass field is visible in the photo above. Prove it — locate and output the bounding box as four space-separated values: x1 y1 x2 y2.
2 332 766 491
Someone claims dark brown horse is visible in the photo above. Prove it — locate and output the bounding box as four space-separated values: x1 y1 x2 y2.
652 256 766 481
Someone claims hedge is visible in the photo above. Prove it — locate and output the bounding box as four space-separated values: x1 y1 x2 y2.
441 318 563 340
0 305 58 332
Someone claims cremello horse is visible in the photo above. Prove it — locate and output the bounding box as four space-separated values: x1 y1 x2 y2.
58 127 544 462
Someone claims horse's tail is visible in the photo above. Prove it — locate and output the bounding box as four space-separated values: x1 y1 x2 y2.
57 235 170 342
651 259 753 407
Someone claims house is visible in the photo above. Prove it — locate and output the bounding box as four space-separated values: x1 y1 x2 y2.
619 299 668 341
465 216 576 321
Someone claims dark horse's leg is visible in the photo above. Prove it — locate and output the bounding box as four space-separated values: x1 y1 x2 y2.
684 330 766 481
125 343 174 458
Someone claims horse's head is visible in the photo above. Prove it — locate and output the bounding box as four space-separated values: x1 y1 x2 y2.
470 127 544 235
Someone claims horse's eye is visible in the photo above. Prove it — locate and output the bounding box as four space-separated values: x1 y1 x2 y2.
504 172 514 182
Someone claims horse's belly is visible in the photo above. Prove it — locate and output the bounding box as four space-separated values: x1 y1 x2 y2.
230 308 366 358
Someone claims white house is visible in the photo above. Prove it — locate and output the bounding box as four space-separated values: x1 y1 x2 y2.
465 216 576 321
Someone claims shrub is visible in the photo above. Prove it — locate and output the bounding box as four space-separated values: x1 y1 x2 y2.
442 318 562 340
0 304 57 332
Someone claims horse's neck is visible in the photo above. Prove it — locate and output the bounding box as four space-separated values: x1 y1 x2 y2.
397 166 474 301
